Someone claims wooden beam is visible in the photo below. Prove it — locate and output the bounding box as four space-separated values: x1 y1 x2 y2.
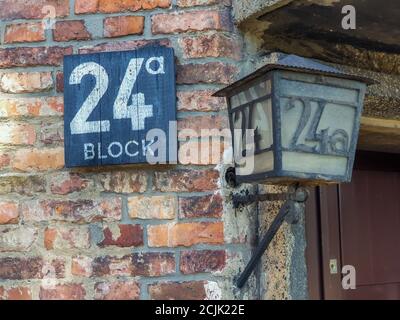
358 117 400 153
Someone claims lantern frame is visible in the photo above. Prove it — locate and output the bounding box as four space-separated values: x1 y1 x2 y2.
215 55 374 186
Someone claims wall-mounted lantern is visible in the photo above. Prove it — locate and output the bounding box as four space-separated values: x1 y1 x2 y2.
215 54 374 187
214 55 374 288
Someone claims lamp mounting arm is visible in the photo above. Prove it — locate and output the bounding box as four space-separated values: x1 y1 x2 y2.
234 184 309 289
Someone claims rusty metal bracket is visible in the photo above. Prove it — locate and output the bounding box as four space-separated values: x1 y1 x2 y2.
234 185 309 289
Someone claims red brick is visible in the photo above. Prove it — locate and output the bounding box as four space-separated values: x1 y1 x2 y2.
0 226 37 252
56 72 64 93
148 222 224 247
79 39 170 54
0 123 36 145
180 250 226 274
50 172 89 195
0 72 53 94
179 193 223 218
152 10 231 34
0 176 46 196
12 148 64 172
0 154 11 169
5 287 32 300
104 16 145 38
0 0 69 19
128 195 177 219
177 90 226 112
75 0 99 14
0 201 18 224
177 0 231 6
0 47 72 69
99 171 147 193
0 97 63 117
98 224 143 248
95 281 140 300
178 139 228 165
180 33 241 60
149 281 207 300
21 198 122 223
39 121 64 145
0 257 64 280
177 62 237 84
71 256 93 277
4 22 45 44
53 20 91 42
178 115 229 139
39 283 85 300
154 169 219 192
44 226 91 250
98 0 171 13
92 253 175 277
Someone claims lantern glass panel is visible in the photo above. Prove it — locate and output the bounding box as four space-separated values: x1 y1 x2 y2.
229 79 274 178
278 71 363 180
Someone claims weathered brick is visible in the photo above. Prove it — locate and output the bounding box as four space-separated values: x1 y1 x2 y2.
92 253 175 277
5 287 32 300
12 148 64 172
39 121 64 145
149 281 207 300
0 257 64 280
0 176 46 196
75 0 99 14
0 0 69 19
39 283 85 300
0 226 37 252
177 90 226 112
104 16 145 38
180 33 241 59
177 0 231 7
0 72 53 94
0 123 36 145
98 224 143 248
56 72 64 93
71 256 93 277
0 97 64 118
180 250 226 274
153 169 219 192
44 226 91 250
92 255 131 277
128 195 177 219
49 172 89 195
148 222 224 247
99 171 147 193
0 154 11 169
79 39 170 54
178 115 229 139
95 281 140 300
53 20 92 42
178 115 229 137
0 47 72 69
4 22 45 44
22 198 122 223
152 10 231 34
179 194 223 218
98 0 171 13
0 201 19 224
178 139 227 165
177 62 237 84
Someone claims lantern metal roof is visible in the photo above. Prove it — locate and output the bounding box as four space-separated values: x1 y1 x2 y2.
214 54 375 97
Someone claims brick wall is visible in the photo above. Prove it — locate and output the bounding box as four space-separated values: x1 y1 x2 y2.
0 0 258 300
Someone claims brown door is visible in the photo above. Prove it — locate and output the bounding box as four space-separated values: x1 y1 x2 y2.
306 151 400 300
